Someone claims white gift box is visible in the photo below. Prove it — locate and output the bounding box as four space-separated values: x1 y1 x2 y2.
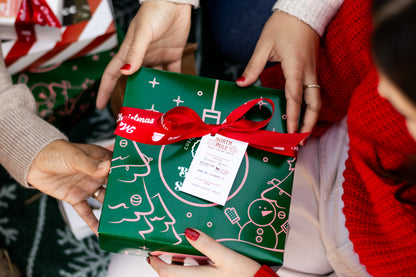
0 0 63 42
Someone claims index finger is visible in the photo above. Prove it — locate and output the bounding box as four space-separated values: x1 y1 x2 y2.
96 28 136 109
73 200 99 235
282 70 304 134
96 19 150 109
299 85 321 133
96 56 124 109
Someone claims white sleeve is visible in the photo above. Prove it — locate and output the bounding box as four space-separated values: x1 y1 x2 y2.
139 0 199 8
273 0 344 36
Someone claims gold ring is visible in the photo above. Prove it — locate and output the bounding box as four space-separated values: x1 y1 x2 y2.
303 84 321 89
93 187 104 198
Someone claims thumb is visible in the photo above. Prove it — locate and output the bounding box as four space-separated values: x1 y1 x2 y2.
184 228 262 275
183 228 235 266
70 152 111 177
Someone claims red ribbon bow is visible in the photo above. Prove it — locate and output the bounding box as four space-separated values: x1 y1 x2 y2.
115 98 309 157
16 0 62 42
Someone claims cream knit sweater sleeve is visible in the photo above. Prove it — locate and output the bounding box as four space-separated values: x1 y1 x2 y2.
139 0 344 36
274 0 345 36
0 48 67 187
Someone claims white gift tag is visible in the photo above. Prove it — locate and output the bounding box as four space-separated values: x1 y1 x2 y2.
180 134 248 206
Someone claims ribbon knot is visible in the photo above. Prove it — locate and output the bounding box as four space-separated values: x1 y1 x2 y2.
210 125 223 136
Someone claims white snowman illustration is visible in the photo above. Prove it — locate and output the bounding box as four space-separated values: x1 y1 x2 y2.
238 199 279 249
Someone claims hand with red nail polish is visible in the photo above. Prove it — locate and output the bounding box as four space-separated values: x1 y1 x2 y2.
236 76 246 83
148 228 277 277
184 227 200 241
96 1 192 110
237 10 321 135
120 64 131 71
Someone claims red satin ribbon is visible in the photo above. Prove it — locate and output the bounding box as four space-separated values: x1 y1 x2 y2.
16 0 62 42
115 98 309 157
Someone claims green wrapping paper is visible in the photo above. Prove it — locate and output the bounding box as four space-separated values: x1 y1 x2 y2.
98 67 298 265
11 49 115 130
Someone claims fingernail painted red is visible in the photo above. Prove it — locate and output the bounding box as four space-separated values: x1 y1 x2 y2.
120 64 131 70
185 228 200 241
236 76 246 82
146 256 151 264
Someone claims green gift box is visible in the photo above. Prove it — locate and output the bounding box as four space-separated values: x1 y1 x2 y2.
98 67 303 265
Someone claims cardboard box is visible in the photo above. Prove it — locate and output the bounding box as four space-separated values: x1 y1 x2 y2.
2 0 117 75
98 68 305 265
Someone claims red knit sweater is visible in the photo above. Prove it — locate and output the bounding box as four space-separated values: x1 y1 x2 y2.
260 0 416 276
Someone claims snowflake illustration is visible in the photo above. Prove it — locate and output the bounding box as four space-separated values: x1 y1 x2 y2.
57 227 111 277
0 184 18 245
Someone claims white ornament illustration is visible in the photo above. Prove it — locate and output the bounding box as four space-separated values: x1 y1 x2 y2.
202 79 222 124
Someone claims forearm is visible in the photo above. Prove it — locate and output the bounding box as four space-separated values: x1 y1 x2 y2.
139 0 199 8
273 0 344 36
0 50 66 187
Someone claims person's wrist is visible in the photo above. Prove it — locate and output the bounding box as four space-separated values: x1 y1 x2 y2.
140 0 192 18
274 9 319 37
139 0 199 9
272 0 343 36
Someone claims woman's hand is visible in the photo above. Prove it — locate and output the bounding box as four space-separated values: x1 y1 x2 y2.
237 10 321 134
96 1 192 109
27 140 112 234
149 228 262 277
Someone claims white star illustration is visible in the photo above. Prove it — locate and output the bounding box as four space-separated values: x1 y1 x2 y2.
173 96 184 106
149 77 160 88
